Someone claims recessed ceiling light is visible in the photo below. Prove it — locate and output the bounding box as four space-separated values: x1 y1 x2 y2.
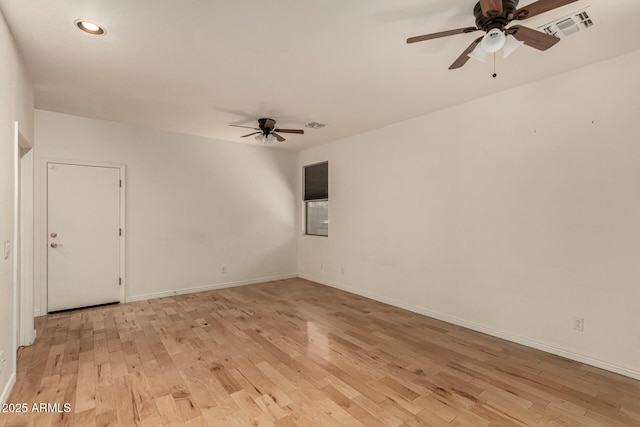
75 20 105 35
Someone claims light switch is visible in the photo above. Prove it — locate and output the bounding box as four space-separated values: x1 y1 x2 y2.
3 240 10 260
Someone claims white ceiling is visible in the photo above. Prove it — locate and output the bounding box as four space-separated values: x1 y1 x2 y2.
1 0 639 150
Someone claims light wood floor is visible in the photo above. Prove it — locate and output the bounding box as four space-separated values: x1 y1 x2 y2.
2 278 639 426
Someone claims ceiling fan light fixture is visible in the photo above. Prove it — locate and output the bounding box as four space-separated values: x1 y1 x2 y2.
255 133 276 144
503 34 524 58
481 28 506 53
468 43 487 63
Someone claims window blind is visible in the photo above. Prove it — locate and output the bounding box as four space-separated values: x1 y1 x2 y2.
304 162 328 201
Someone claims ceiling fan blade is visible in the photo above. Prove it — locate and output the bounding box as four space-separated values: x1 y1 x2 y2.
274 128 304 134
272 133 286 142
241 131 261 138
479 0 503 17
407 27 479 44
230 124 259 130
515 0 579 20
449 36 483 70
507 25 560 51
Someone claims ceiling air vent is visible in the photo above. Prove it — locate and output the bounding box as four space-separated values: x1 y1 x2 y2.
538 7 596 39
305 122 326 129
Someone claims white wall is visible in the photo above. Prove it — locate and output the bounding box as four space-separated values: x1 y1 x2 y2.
34 111 298 311
0 10 33 403
298 49 640 379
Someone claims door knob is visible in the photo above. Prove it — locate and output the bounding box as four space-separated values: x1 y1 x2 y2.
50 232 57 238
50 242 62 248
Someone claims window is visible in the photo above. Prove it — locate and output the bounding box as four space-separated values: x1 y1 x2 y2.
306 201 328 236
304 162 328 236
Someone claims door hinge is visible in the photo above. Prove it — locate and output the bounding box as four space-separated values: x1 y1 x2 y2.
119 228 122 236
119 277 122 286
119 180 122 187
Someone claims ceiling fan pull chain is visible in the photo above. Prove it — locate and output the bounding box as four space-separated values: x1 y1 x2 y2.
492 53 498 78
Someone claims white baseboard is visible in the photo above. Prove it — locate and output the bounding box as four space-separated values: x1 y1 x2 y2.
1 373 16 405
125 273 298 303
299 273 640 381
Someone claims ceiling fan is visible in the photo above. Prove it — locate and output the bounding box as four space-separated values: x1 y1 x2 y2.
406 0 579 69
230 118 304 143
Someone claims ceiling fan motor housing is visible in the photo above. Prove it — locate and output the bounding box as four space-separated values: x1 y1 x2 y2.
257 118 276 134
474 0 519 31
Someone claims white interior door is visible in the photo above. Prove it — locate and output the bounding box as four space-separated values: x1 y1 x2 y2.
47 162 121 312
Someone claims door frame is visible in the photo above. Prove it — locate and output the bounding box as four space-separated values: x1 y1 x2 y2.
40 158 126 314
14 122 34 358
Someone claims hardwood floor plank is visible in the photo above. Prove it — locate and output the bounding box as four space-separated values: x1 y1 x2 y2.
154 394 182 425
352 394 403 427
95 384 116 415
95 409 118 427
72 408 95 427
183 415 209 427
74 361 96 413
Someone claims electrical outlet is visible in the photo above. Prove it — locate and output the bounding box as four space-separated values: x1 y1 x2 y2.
573 317 584 332
221 265 226 273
